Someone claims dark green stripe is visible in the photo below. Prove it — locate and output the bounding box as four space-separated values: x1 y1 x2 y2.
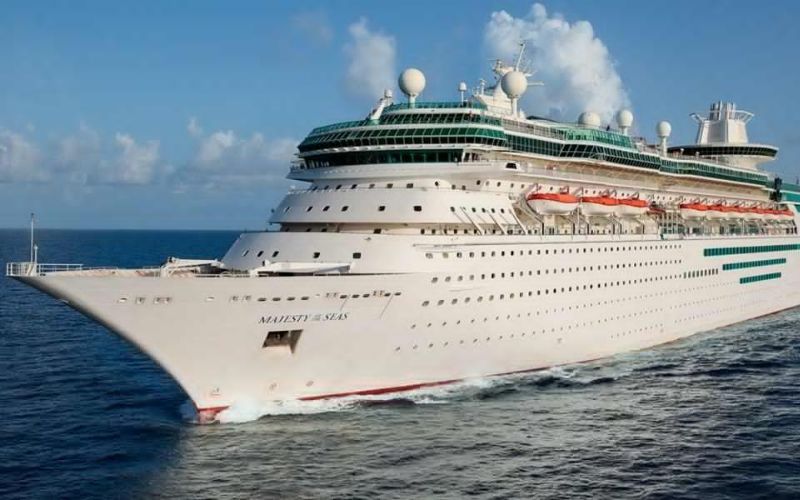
704 244 800 257
722 258 787 271
740 272 782 284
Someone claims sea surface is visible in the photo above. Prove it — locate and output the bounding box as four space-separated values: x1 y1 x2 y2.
1 229 800 499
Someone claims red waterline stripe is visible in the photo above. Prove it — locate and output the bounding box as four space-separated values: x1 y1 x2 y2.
299 378 461 401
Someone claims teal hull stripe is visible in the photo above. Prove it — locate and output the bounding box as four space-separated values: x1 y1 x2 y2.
704 244 800 257
740 272 782 284
722 258 787 271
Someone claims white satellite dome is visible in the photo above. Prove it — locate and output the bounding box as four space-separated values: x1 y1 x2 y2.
616 109 634 129
578 111 602 129
500 71 528 99
656 120 672 138
398 68 426 101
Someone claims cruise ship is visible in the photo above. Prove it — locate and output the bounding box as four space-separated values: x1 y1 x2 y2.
8 49 800 423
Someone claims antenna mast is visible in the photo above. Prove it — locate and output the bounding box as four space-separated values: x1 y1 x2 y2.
30 213 35 263
514 41 526 71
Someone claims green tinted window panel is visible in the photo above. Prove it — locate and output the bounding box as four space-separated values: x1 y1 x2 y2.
722 258 787 271
704 244 800 257
781 192 800 203
302 149 463 168
739 272 782 284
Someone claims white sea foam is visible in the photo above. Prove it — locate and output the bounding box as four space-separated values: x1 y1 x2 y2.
216 397 354 424
198 364 625 424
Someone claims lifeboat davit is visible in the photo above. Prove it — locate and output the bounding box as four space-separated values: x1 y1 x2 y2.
526 192 579 215
580 196 619 216
617 197 649 217
679 203 708 219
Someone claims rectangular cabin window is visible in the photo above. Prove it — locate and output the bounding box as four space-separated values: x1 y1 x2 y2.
263 330 302 353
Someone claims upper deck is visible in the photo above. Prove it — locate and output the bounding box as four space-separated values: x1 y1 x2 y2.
294 100 772 189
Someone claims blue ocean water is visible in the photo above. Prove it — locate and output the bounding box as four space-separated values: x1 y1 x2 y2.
1 229 800 499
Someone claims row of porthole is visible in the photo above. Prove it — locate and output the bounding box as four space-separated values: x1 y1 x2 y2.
237 291 401 303
140 291 400 304
424 243 682 259
683 268 719 279
411 282 738 329
279 224 648 237
283 204 425 214
669 285 774 311
430 260 682 283
309 181 416 191
396 321 666 353
610 324 664 339
409 281 769 332
411 297 668 330
421 274 691 307
675 299 770 324
307 179 531 192
241 249 363 260
304 179 706 198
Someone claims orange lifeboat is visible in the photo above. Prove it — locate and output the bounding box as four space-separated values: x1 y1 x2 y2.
706 204 732 220
580 196 619 216
729 205 746 215
679 203 708 219
526 192 579 215
764 208 780 221
617 197 649 216
743 206 763 220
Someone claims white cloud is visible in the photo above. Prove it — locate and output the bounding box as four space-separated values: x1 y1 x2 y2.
187 117 203 138
56 126 162 185
0 125 163 185
484 3 631 123
343 18 396 101
0 130 47 182
292 10 334 46
181 118 298 186
0 119 294 189
107 133 160 185
55 124 101 181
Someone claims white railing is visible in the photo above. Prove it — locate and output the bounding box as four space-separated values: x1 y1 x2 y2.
6 262 84 277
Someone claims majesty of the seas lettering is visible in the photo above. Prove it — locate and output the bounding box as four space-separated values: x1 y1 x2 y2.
259 312 349 324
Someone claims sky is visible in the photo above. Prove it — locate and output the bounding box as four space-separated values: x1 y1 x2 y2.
2 0 800 230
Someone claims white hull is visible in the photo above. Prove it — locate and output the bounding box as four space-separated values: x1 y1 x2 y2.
16 232 800 420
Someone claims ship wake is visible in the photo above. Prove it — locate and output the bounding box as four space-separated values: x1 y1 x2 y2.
189 361 629 424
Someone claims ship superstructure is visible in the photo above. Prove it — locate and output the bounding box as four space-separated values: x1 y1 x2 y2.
8 47 800 422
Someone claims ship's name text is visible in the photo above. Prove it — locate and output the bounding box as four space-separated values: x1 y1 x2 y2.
259 312 349 324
